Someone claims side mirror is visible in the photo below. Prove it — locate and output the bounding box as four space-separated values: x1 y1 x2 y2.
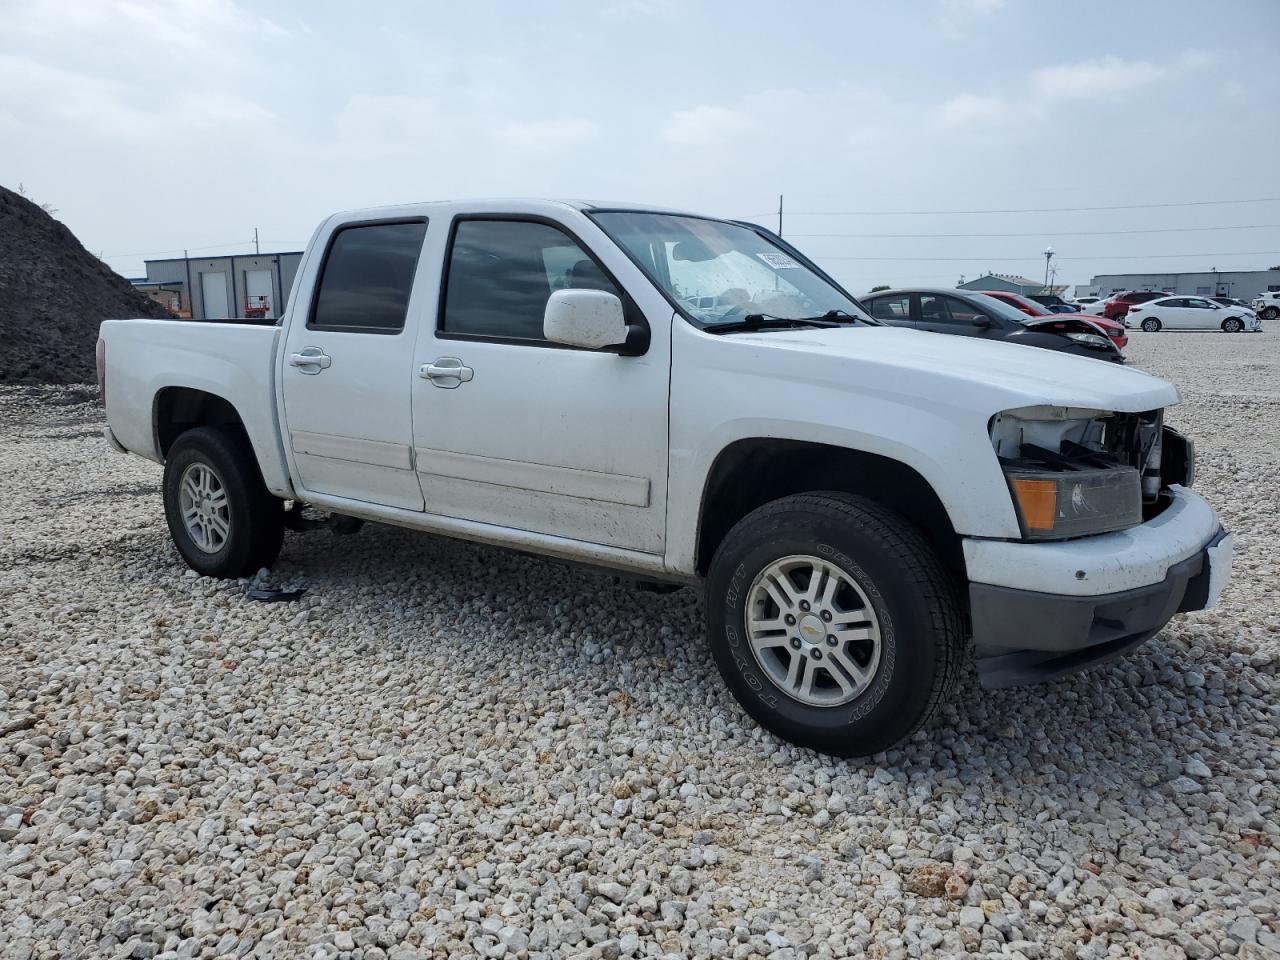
971 315 993 328
544 289 628 349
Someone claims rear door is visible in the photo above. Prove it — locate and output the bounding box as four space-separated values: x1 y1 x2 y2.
410 214 671 554
279 219 428 510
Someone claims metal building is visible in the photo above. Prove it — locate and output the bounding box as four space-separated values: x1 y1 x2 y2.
957 274 1067 297
1083 269 1280 302
137 252 304 321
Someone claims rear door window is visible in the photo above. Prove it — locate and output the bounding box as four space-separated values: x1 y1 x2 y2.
868 294 911 322
309 221 428 333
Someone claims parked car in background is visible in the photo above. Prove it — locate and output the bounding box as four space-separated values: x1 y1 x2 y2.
1252 291 1280 321
1102 290 1167 322
1028 294 1081 313
1210 296 1254 312
862 288 1123 362
980 289 1128 348
1127 296 1261 333
1072 295 1107 310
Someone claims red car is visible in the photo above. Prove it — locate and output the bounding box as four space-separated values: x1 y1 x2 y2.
979 290 1128 349
1102 290 1167 322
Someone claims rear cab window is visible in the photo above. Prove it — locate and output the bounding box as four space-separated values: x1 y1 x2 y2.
309 220 428 333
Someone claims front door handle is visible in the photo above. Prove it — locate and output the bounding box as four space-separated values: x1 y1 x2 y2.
420 357 473 388
289 347 332 374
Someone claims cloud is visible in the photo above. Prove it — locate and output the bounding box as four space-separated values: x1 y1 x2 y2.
10 0 286 56
1031 56 1165 101
934 93 1011 129
499 117 600 153
599 0 678 19
660 105 756 146
936 0 1008 36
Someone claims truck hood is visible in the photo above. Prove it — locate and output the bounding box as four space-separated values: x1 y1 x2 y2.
721 325 1178 413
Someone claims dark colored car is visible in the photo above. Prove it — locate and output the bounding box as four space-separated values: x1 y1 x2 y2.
1028 294 1081 313
980 290 1128 348
1210 296 1252 310
1103 290 1166 321
861 288 1123 363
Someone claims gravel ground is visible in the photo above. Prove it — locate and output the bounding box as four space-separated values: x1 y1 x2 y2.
2 332 1278 960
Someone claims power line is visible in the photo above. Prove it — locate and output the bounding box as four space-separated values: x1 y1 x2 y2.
741 196 1280 217
811 251 1280 262
102 239 306 260
791 224 1280 240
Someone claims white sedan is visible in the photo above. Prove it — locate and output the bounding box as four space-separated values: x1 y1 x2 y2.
1126 296 1261 333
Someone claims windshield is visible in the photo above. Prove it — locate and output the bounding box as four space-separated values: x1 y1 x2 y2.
591 211 869 326
972 294 1043 326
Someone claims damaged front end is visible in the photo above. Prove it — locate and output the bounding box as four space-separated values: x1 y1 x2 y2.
990 405 1194 541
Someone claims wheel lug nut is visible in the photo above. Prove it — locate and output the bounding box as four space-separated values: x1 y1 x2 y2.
789 638 802 650
811 649 823 660
799 601 810 612
820 610 832 622
784 614 796 626
826 635 837 646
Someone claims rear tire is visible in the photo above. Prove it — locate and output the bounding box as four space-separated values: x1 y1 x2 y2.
1222 317 1242 333
705 492 964 757
163 426 284 578
1141 318 1161 332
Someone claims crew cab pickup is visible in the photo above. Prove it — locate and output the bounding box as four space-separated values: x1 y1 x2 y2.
98 200 1232 757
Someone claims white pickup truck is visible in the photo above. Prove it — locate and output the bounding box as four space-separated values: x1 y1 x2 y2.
99 199 1232 756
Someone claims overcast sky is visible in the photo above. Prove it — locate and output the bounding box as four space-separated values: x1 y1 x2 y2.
3 0 1278 292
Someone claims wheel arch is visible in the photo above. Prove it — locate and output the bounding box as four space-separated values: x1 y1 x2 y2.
693 437 965 581
151 386 293 498
153 386 245 459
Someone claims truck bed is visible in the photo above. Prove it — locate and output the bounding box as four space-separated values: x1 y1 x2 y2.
98 318 293 497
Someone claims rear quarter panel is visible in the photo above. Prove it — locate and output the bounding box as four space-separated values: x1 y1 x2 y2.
100 319 293 497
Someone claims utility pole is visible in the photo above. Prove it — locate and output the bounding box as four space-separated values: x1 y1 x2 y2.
183 248 192 317
1043 247 1055 289
254 227 260 255
777 195 783 237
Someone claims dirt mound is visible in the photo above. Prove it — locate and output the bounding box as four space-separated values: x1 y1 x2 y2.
0 184 172 384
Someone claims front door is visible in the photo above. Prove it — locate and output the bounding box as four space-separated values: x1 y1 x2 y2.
1181 297 1216 329
410 216 670 553
280 219 429 511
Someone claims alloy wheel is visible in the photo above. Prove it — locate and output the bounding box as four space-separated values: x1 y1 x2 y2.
744 554 883 707
179 462 230 553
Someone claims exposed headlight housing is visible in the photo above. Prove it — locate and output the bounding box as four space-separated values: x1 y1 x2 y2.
1005 466 1142 539
990 405 1164 540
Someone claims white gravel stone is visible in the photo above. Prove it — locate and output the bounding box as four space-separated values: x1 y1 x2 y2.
2 332 1279 958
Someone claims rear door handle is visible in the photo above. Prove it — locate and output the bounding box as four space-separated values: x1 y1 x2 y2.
420 357 473 388
289 347 332 374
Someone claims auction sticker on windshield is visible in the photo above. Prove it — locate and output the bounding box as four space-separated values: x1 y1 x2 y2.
756 252 799 269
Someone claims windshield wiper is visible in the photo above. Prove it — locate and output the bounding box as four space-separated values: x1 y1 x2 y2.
708 311 854 334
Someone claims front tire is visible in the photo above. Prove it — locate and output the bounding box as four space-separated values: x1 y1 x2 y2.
1222 317 1242 333
163 426 284 578
1141 318 1161 332
705 493 964 757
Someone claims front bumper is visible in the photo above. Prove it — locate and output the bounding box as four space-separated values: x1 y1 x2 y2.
963 487 1231 688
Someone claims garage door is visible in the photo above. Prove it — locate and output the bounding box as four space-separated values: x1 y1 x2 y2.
201 272 230 320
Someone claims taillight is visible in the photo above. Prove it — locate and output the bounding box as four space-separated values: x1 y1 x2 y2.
96 338 106 406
